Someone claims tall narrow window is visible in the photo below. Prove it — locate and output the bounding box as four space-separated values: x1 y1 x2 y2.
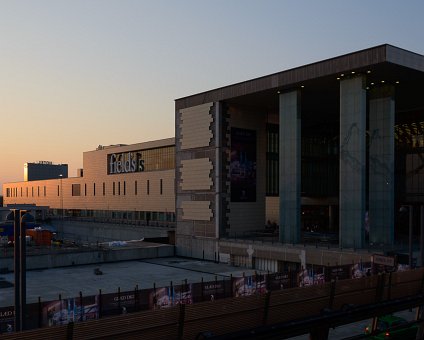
103 182 105 196
135 181 138 195
26 187 28 197
38 186 40 197
20 188 22 197
123 181 126 195
160 179 163 195
57 185 60 196
44 186 46 196
32 187 34 197
84 183 87 196
147 180 150 195
93 183 96 196
118 182 121 195
113 182 115 195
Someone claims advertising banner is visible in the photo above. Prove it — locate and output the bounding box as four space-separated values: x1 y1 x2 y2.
230 127 257 202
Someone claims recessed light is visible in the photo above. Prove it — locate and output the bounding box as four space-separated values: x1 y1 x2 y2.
396 81 400 84
371 82 374 85
301 85 304 88
367 70 371 74
337 77 340 80
277 90 281 94
366 87 370 90
381 80 385 83
341 73 344 77
351 71 355 74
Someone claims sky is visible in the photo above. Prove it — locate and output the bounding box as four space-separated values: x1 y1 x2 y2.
1 0 424 192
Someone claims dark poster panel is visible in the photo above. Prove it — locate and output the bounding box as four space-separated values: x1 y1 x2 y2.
325 265 351 282
268 272 294 291
231 127 257 202
192 279 231 303
101 289 148 316
0 306 14 334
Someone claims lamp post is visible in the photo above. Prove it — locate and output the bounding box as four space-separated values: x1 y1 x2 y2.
11 209 34 332
59 174 63 235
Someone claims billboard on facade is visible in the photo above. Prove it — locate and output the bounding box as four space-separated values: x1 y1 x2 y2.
230 128 257 202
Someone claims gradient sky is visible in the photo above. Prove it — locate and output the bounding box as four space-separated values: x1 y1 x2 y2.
1 0 423 191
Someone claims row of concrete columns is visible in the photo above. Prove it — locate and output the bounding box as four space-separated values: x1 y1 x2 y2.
279 75 395 248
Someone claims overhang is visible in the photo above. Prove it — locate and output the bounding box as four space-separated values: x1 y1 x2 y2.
175 44 424 111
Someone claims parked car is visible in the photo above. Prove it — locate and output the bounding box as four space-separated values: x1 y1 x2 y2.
365 315 418 339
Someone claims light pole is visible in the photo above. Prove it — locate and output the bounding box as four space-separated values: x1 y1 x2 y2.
59 174 63 236
10 209 34 332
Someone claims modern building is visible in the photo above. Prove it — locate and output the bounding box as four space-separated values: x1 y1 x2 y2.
24 161 68 181
3 44 424 269
174 44 424 261
3 138 175 226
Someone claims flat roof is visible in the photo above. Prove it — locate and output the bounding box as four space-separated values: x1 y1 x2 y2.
175 44 424 110
0 257 260 307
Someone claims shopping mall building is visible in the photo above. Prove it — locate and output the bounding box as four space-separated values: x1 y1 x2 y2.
4 44 424 268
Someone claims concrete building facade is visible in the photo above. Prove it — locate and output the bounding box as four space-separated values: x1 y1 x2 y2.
174 44 424 264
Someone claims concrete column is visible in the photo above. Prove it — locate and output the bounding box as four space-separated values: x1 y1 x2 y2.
339 76 367 248
369 86 395 245
279 91 301 243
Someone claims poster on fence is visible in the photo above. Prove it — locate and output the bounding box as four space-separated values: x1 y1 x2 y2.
191 279 232 302
268 272 292 290
0 306 14 334
173 283 193 305
42 296 98 327
101 289 149 315
233 274 267 297
325 264 351 282
149 286 174 309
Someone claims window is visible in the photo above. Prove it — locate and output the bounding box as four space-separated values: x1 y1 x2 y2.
57 185 60 196
160 179 163 195
38 186 40 197
123 181 126 195
26 187 28 197
72 184 81 196
84 183 87 196
32 187 34 197
20 187 22 197
118 182 121 195
44 186 46 196
147 180 150 195
93 183 96 196
135 181 138 195
103 182 105 196
113 182 115 195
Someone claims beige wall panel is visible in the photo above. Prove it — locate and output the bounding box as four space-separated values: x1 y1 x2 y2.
181 201 212 221
181 158 213 191
180 103 213 150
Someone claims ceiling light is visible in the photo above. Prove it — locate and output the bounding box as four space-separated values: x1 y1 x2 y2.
277 90 281 94
351 71 355 74
371 82 374 85
396 81 400 84
381 80 385 83
337 77 340 80
367 70 371 74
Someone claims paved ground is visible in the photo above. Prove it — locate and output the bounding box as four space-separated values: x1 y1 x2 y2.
0 257 259 307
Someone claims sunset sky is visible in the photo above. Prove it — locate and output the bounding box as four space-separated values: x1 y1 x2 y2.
1 0 423 191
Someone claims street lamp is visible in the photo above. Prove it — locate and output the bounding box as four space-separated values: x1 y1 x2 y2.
59 174 63 235
8 209 34 332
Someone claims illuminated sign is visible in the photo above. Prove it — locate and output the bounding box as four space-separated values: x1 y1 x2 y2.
108 152 145 174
